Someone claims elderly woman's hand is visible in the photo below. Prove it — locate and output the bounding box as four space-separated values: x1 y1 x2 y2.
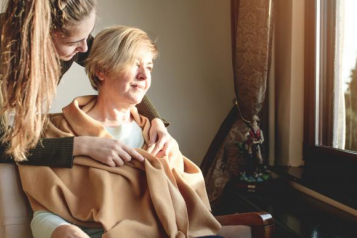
148 118 173 157
74 136 145 167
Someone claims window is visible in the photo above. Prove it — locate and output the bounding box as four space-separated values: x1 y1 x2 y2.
304 0 357 208
304 0 357 160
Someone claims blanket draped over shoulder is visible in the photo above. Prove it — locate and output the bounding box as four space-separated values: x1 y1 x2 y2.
18 96 221 238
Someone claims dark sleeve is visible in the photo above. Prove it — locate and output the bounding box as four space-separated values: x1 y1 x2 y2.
137 96 169 127
0 137 74 168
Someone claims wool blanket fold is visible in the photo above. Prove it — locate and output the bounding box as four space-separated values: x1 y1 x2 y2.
18 95 221 238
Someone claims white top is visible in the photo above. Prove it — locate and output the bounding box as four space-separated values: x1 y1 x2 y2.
105 120 145 148
31 121 145 238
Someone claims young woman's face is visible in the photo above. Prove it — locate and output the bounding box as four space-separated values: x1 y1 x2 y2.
52 11 96 61
100 47 154 107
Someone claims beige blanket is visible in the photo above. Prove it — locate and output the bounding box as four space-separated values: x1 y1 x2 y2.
18 96 221 238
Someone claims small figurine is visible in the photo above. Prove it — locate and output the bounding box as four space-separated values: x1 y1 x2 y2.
235 115 271 183
245 115 264 166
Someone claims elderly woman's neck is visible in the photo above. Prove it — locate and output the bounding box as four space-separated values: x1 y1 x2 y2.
87 96 134 127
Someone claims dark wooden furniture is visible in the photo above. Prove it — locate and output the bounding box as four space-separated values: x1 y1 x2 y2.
216 212 274 238
216 174 357 238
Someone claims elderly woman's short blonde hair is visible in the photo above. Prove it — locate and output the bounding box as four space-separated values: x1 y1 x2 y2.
85 25 158 91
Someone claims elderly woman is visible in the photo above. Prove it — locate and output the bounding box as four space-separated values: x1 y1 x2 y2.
18 26 221 238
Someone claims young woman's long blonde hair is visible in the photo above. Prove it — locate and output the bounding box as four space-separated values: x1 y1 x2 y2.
0 0 96 161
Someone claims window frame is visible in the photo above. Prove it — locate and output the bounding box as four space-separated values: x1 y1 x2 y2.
304 0 357 164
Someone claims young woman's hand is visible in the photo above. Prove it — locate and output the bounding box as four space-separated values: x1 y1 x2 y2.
52 224 90 238
148 118 173 156
73 136 145 167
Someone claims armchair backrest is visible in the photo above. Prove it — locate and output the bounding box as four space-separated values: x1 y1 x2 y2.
0 163 33 238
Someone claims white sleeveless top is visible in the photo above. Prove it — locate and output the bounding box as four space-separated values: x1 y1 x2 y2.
105 121 145 148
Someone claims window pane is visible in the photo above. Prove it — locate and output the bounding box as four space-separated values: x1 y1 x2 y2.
342 0 357 150
317 0 357 151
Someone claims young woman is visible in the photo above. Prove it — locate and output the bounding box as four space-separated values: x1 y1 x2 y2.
0 0 172 166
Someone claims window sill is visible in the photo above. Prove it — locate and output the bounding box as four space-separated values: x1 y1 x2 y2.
270 165 357 213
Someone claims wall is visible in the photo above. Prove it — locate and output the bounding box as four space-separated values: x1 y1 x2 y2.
274 0 305 166
0 0 234 165
0 0 308 167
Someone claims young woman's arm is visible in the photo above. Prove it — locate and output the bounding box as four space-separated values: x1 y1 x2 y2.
0 135 146 167
0 137 74 167
137 96 169 126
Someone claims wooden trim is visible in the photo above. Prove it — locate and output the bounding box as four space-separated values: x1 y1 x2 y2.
215 212 273 226
306 145 357 164
216 212 274 238
303 0 317 153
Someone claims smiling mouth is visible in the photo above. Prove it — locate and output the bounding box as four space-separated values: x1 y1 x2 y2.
67 52 77 57
131 84 145 90
63 54 76 60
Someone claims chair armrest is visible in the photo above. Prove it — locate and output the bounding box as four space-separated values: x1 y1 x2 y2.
215 212 274 238
215 212 273 226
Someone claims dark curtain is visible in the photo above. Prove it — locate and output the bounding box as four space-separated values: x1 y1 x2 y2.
200 0 274 206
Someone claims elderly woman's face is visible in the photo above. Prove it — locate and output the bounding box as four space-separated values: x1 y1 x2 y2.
102 47 154 106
